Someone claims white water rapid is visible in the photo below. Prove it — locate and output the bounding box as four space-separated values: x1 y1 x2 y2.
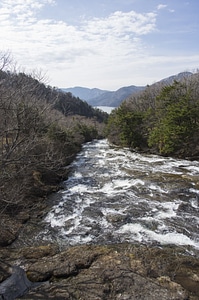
42 139 199 255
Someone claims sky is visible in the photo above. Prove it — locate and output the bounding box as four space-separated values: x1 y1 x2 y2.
0 0 198 90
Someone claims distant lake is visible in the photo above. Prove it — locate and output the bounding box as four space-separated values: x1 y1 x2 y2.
95 106 116 114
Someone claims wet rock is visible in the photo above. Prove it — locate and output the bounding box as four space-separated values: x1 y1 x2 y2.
178 202 195 213
106 213 129 224
83 207 104 219
0 264 46 300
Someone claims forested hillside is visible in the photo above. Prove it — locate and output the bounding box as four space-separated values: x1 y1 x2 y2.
0 55 107 241
106 73 199 159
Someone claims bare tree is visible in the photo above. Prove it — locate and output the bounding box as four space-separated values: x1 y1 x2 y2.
0 50 16 72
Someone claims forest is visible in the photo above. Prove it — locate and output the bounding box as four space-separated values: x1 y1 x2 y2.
106 72 199 159
0 52 107 236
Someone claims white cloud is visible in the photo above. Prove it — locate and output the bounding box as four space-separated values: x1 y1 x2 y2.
0 0 55 26
156 4 175 13
0 0 197 89
0 1 157 71
157 4 167 10
84 11 156 36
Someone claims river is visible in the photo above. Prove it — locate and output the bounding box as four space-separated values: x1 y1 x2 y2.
38 139 199 256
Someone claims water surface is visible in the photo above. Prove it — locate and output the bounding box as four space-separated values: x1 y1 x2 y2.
41 139 199 255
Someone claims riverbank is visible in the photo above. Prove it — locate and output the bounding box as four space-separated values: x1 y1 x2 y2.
0 165 71 247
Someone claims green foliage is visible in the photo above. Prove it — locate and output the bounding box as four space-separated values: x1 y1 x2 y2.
106 76 199 157
148 81 198 155
104 109 121 145
106 105 146 148
47 123 70 143
75 123 98 142
53 91 108 122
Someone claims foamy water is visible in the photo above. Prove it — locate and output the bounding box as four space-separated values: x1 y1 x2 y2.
43 139 199 255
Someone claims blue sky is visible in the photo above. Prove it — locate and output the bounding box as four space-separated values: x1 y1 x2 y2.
0 0 198 90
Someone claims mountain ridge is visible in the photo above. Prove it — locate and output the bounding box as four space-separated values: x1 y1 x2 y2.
61 85 144 107
61 86 109 101
61 71 193 108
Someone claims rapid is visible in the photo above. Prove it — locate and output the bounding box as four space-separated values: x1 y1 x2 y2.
40 139 199 256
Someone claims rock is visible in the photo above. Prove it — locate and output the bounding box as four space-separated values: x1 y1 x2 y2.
0 243 198 299
0 261 10 283
16 211 30 223
26 244 107 282
16 244 198 299
0 215 22 246
106 213 128 224
0 265 45 300
20 244 59 260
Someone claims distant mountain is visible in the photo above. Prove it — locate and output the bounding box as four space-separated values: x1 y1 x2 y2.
61 72 193 108
61 85 144 107
87 86 145 107
61 87 108 101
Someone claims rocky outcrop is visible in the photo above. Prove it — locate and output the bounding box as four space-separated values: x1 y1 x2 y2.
1 243 199 299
